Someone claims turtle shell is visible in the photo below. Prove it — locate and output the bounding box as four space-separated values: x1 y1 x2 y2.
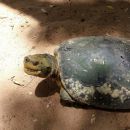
55 36 130 109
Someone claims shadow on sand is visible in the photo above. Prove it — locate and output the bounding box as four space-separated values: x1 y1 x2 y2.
1 0 130 44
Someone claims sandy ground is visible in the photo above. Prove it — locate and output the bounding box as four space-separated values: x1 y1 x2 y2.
1 0 130 130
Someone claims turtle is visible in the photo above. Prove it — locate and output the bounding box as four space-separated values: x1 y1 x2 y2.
24 36 130 109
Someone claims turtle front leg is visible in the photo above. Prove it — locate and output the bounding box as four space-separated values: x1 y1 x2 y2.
60 87 75 103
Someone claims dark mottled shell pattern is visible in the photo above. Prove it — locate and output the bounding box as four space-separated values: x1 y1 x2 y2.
56 36 130 109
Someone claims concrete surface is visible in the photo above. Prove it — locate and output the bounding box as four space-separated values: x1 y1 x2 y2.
1 0 130 130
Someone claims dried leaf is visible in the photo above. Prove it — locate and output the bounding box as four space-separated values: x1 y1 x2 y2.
106 5 114 10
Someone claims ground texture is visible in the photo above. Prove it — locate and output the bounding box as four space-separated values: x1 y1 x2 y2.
1 0 130 130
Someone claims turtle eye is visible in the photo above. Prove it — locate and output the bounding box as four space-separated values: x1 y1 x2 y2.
33 61 39 66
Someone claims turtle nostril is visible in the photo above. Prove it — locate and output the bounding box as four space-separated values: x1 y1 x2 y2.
33 61 39 66
24 57 30 63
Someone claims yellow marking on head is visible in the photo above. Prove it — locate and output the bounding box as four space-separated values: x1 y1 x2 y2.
24 54 55 78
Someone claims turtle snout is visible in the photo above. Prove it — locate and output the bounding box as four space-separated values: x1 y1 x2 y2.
24 57 39 66
24 57 30 63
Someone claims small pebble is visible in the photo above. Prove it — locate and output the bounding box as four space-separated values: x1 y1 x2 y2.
41 8 48 14
33 119 38 122
90 113 96 124
49 4 56 8
28 92 33 95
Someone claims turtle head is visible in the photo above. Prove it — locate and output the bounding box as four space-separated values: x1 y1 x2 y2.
24 54 56 78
